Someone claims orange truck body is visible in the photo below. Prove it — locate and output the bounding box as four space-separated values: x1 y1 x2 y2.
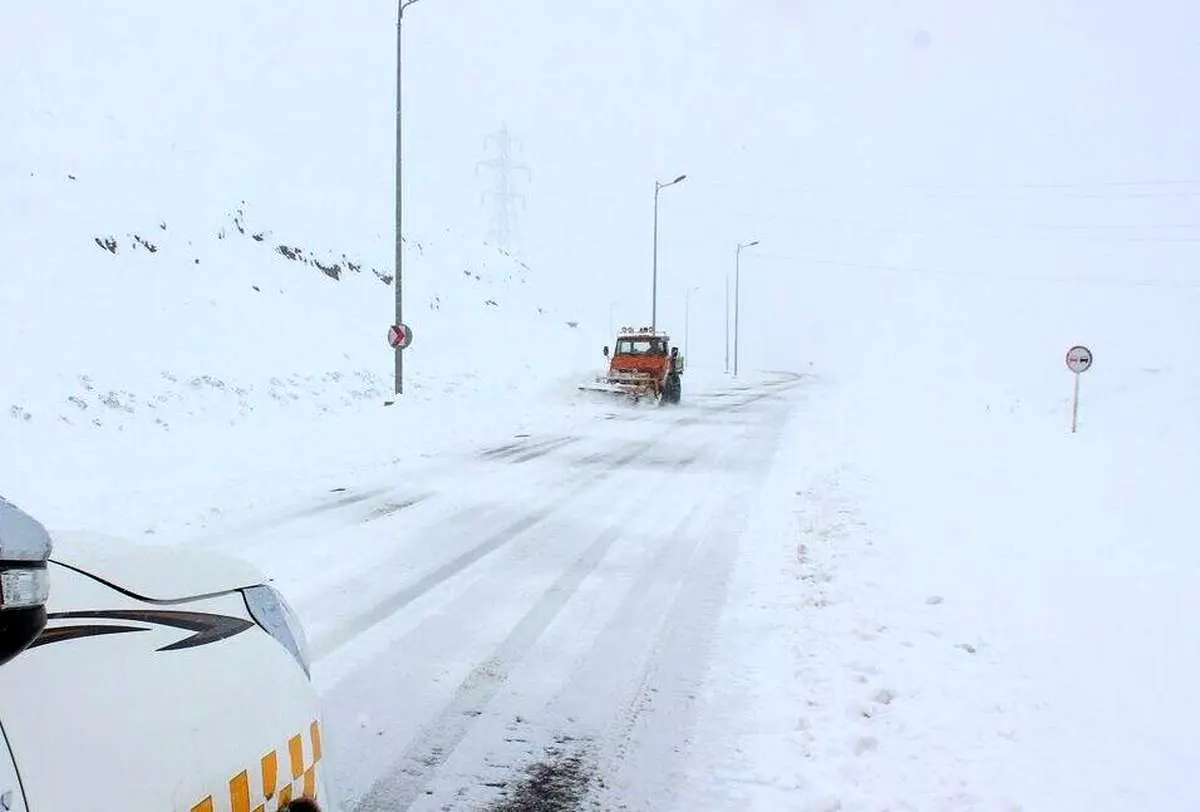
580 326 684 404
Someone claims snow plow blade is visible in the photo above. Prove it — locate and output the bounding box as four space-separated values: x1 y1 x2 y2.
577 380 630 395
577 376 656 400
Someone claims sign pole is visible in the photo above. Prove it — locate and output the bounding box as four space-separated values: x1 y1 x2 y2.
394 0 425 396
395 1 406 395
1071 371 1081 433
1064 345 1093 433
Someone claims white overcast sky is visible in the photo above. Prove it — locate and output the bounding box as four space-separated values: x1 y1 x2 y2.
5 0 1198 375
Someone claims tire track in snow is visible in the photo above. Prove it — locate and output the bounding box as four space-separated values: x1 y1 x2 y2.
590 388 799 809
393 383 804 810
311 383 794 662
314 377 808 806
315 471 671 800
361 493 434 522
293 382 802 645
266 436 657 640
347 458 708 811
423 481 719 811
186 376 798 553
191 433 584 551
479 435 581 463
311 437 661 662
436 379 801 806
592 491 766 807
199 376 789 546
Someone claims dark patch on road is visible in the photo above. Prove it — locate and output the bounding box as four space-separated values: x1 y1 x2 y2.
569 450 699 471
289 487 391 520
508 437 580 464
363 493 432 522
487 740 596 812
638 453 700 469
480 436 581 464
481 441 524 458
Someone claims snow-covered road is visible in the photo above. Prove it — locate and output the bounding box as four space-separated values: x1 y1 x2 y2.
196 372 807 810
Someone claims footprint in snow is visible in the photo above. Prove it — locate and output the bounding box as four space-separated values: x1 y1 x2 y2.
853 736 878 755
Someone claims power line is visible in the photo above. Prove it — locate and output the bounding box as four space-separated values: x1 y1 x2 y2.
739 187 1200 201
749 252 1200 288
686 177 1200 204
709 212 1200 243
694 176 1200 193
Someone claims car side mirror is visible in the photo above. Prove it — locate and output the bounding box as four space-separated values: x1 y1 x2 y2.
671 346 679 357
603 345 609 357
0 498 52 667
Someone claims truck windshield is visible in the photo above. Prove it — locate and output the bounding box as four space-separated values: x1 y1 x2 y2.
615 337 666 355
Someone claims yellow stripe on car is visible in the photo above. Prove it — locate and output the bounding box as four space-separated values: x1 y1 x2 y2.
191 719 324 812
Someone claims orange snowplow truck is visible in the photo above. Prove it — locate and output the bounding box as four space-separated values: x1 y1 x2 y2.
578 326 684 404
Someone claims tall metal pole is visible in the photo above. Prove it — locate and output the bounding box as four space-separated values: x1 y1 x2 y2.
733 239 758 378
733 246 740 378
608 298 624 337
683 286 688 357
651 184 660 331
724 273 730 373
684 286 697 358
394 0 424 395
650 173 686 332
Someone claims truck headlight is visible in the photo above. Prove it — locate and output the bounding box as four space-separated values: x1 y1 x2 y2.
242 585 310 677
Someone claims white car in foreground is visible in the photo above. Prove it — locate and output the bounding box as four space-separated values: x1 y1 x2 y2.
0 496 337 811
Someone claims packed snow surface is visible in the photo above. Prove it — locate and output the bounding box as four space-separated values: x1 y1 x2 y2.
4 1 1198 811
15 356 1198 811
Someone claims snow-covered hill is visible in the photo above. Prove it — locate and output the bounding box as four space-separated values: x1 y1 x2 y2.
0 1 599 533
0 168 595 536
0 168 584 431
1 0 596 429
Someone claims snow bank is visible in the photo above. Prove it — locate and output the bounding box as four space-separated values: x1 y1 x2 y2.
0 169 587 420
0 2 602 536
683 346 1200 809
0 154 600 531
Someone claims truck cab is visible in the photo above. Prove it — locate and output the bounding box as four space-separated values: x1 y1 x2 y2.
595 326 684 404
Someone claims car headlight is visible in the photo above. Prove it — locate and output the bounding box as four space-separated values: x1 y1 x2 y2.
242 584 310 677
0 565 49 610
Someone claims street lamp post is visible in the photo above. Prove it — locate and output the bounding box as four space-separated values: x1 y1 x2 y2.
684 285 699 359
394 0 425 396
733 239 759 378
608 298 622 337
651 173 686 332
724 272 730 373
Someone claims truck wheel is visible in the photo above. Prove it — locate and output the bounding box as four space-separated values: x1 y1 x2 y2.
663 374 682 405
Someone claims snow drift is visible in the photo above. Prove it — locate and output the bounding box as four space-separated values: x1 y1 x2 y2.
0 1 595 534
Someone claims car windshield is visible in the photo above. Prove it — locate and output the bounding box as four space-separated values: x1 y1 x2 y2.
615 337 666 355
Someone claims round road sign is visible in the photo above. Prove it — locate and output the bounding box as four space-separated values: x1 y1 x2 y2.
388 323 413 350
1066 345 1093 374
